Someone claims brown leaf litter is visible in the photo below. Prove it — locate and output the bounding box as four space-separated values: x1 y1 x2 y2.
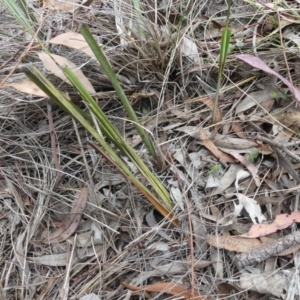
2 0 300 299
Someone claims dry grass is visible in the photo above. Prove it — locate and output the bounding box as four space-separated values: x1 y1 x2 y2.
1 0 300 299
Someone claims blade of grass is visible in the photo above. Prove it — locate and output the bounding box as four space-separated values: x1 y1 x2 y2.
62 66 173 211
212 0 232 125
88 142 178 226
132 0 145 38
80 25 157 159
21 66 92 123
22 65 175 223
0 0 44 40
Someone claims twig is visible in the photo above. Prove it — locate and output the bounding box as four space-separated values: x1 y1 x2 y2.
284 140 300 148
235 230 300 268
0 18 44 88
256 135 300 164
247 121 300 183
253 14 267 57
276 9 296 104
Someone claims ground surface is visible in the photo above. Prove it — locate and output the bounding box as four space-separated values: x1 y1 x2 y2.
1 0 300 299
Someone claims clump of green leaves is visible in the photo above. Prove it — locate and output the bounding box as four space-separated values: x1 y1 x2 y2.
270 91 278 98
245 148 259 164
208 163 222 177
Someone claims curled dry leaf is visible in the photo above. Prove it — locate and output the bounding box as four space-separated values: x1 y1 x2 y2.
145 209 173 242
199 126 236 163
122 281 208 300
242 212 300 238
43 188 88 243
49 32 95 58
180 37 201 65
211 164 244 196
225 150 260 187
234 193 266 224
235 169 251 190
38 52 95 94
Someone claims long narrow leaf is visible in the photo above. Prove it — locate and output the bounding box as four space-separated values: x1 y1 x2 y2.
21 66 92 123
63 66 173 211
88 142 177 226
212 0 232 124
22 65 175 222
1 0 43 40
80 25 157 159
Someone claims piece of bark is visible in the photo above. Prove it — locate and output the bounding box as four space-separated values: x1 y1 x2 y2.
235 230 300 267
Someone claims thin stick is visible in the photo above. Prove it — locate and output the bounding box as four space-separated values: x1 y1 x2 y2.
256 134 300 164
0 18 45 88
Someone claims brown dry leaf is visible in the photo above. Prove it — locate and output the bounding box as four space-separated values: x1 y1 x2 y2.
4 80 71 100
121 281 208 300
176 126 256 151
38 52 95 94
274 111 300 127
206 234 263 252
199 126 236 163
43 0 92 11
49 32 95 58
256 140 273 155
273 126 295 144
241 212 300 238
240 271 290 298
211 163 244 196
4 80 47 97
165 98 189 120
43 0 78 11
235 86 276 115
236 54 300 104
277 243 300 256
197 97 222 124
231 121 247 140
28 253 75 266
43 188 88 243
218 283 242 299
214 136 257 151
